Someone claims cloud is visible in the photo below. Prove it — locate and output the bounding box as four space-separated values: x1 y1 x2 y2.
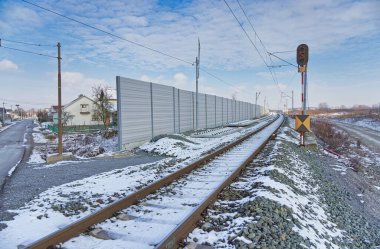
0 59 18 71
172 72 188 89
3 0 379 72
60 71 109 102
0 4 43 34
139 72 189 89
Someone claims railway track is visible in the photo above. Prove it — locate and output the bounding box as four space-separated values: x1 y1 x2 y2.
20 114 284 249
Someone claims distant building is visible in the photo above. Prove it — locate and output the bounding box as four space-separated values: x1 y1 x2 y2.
54 94 100 126
0 107 11 123
53 94 117 126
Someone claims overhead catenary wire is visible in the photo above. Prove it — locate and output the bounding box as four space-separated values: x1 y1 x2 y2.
21 0 193 66
0 38 55 47
235 0 282 90
271 50 294 54
268 52 297 68
21 0 257 100
0 44 57 59
223 0 281 94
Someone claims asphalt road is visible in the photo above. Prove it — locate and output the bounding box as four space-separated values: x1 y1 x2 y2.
0 120 33 189
334 122 380 153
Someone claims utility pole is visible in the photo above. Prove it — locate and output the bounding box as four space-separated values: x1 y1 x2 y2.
16 104 20 119
2 102 5 125
264 96 266 114
57 42 63 155
255 92 260 118
195 38 200 130
292 90 294 115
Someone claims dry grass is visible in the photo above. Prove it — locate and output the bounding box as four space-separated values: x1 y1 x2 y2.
311 120 350 153
311 119 364 172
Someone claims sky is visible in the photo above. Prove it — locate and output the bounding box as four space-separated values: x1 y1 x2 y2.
0 0 379 110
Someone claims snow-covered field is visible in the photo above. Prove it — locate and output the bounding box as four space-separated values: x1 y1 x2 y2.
339 117 380 132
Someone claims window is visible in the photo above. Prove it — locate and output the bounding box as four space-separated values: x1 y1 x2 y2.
80 104 89 113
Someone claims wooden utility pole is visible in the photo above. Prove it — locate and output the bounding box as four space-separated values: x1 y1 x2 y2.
57 42 63 155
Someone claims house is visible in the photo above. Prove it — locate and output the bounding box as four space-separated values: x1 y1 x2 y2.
0 107 11 124
53 94 101 126
48 105 59 121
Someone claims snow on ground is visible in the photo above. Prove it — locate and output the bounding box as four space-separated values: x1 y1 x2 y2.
0 159 176 248
339 117 380 132
32 132 48 144
27 149 46 164
29 121 119 164
0 122 16 133
189 124 346 249
0 116 277 248
140 116 275 160
7 159 21 177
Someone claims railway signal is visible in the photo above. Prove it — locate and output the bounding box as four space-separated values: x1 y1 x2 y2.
296 44 310 146
297 44 308 66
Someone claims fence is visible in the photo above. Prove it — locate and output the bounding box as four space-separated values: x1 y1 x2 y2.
47 124 115 134
117 76 263 149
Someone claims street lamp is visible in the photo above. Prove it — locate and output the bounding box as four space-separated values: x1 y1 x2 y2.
16 104 20 120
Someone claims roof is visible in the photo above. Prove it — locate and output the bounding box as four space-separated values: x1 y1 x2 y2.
63 94 94 111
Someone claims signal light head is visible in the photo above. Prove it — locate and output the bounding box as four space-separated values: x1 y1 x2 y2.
297 44 309 66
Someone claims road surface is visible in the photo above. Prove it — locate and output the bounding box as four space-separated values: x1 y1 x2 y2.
334 121 380 154
0 120 33 189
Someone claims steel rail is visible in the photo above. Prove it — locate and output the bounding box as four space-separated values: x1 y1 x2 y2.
157 115 285 249
20 115 281 249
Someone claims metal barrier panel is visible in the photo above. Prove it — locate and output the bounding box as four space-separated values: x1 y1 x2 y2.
173 88 179 133
197 93 206 129
152 84 174 136
117 76 264 149
222 97 228 125
179 90 193 132
227 99 233 123
215 96 223 126
117 77 152 149
206 94 215 128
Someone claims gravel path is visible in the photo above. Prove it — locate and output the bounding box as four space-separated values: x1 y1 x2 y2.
333 122 380 153
0 152 166 225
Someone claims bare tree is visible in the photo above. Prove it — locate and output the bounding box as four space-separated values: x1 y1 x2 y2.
62 111 74 126
92 85 113 129
318 102 329 111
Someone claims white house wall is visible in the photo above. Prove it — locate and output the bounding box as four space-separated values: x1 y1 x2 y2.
62 97 100 126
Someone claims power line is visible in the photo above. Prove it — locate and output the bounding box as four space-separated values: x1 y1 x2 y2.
224 0 268 67
0 98 53 106
271 50 294 54
21 0 258 99
21 0 193 65
223 0 281 93
0 45 57 59
200 68 243 93
268 52 297 68
235 0 270 64
0 38 55 47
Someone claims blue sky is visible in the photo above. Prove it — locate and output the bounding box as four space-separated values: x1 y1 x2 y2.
0 0 379 110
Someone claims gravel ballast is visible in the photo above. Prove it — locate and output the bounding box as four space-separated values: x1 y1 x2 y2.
188 119 380 248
